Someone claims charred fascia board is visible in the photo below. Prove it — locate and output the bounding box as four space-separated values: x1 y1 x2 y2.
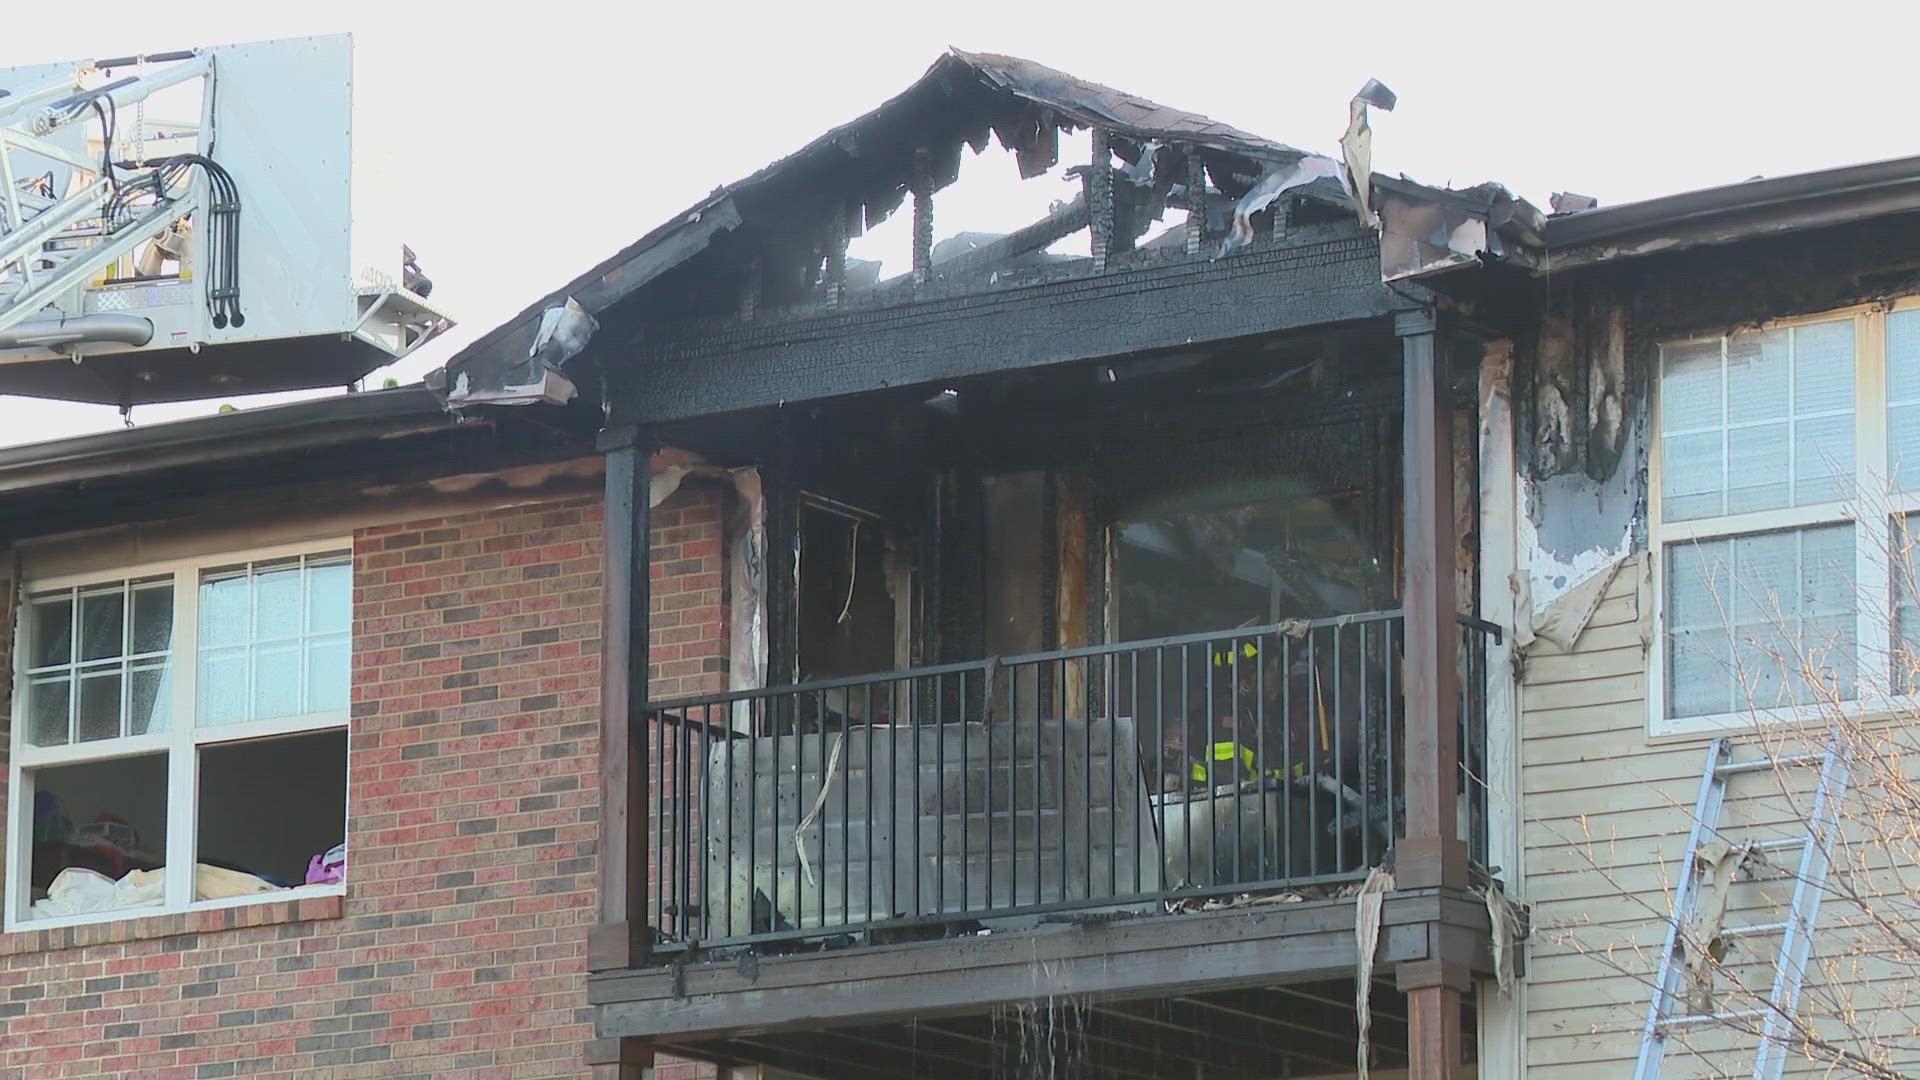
0 387 463 497
433 49 1319 407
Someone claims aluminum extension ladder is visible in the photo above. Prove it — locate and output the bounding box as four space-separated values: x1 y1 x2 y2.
1633 729 1851 1080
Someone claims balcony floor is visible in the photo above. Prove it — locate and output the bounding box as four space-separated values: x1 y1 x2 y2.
590 886 1493 1076
659 978 1473 1079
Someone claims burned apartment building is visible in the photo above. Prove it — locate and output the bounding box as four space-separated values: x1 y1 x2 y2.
5 39 1916 1080
429 51 1516 1079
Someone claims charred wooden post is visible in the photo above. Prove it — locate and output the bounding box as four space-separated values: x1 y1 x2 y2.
1088 128 1114 272
586 424 654 1078
824 203 849 309
912 148 934 285
1185 150 1206 257
1395 305 1470 1079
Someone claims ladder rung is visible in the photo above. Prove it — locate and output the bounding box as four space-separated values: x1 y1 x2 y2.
1716 752 1823 776
1721 920 1789 937
1663 1008 1766 1028
1752 836 1811 853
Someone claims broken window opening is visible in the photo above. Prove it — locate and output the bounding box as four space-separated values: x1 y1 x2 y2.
796 497 907 692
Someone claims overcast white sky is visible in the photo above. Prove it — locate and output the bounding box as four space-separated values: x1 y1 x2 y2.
4 1 1915 445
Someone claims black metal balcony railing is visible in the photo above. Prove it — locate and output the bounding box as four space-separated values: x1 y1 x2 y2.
639 611 1499 955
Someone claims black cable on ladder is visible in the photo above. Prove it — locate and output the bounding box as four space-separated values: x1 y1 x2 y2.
111 154 244 329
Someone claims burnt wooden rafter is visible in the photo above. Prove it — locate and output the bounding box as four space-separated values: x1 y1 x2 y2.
912 148 935 284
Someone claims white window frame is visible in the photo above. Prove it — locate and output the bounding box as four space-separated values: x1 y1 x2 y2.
1650 298 1920 737
4 539 351 932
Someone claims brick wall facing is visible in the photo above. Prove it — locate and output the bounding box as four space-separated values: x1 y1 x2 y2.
0 480 731 1078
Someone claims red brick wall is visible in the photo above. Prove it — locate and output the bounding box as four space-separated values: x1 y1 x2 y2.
0 481 731 1078
646 485 730 700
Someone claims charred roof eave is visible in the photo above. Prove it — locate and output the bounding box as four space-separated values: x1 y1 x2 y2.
433 49 1321 407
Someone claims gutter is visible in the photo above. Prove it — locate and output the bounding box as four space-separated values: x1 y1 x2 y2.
1538 153 1920 270
0 386 464 496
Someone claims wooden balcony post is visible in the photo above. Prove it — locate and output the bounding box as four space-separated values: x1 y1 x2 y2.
1396 306 1466 890
591 425 652 973
1397 307 1470 1079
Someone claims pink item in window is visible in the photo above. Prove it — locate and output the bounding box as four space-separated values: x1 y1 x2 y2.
305 843 346 886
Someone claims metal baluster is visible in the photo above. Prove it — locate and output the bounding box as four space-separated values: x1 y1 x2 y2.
961 668 971 913
840 686 851 928
1359 623 1374 868
1082 658 1093 901
1057 658 1069 903
699 703 712 941
1387 619 1400 846
913 675 925 917
1255 634 1268 882
1107 655 1119 897
1181 646 1193 891
746 700 758 940
679 710 692 941
1334 623 1346 873
655 707 667 937
935 670 946 915
985 665 996 912
1033 662 1043 904
812 688 827 927
1281 637 1294 879
1307 629 1320 877
1130 650 1142 893
1231 636 1244 886
772 693 784 931
1154 646 1165 895
889 681 901 923
724 701 736 939
1206 640 1219 888
866 683 877 930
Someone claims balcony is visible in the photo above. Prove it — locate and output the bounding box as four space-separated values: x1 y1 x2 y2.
588 305 1504 1077
641 613 1498 954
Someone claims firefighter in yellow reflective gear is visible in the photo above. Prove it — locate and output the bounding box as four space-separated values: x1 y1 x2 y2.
1186 635 1334 788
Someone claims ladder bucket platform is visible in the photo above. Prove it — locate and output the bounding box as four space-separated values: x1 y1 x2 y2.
0 36 452 404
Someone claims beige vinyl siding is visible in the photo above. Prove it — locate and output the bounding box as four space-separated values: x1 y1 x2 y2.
1520 557 1667 1077
1516 554 1920 1078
